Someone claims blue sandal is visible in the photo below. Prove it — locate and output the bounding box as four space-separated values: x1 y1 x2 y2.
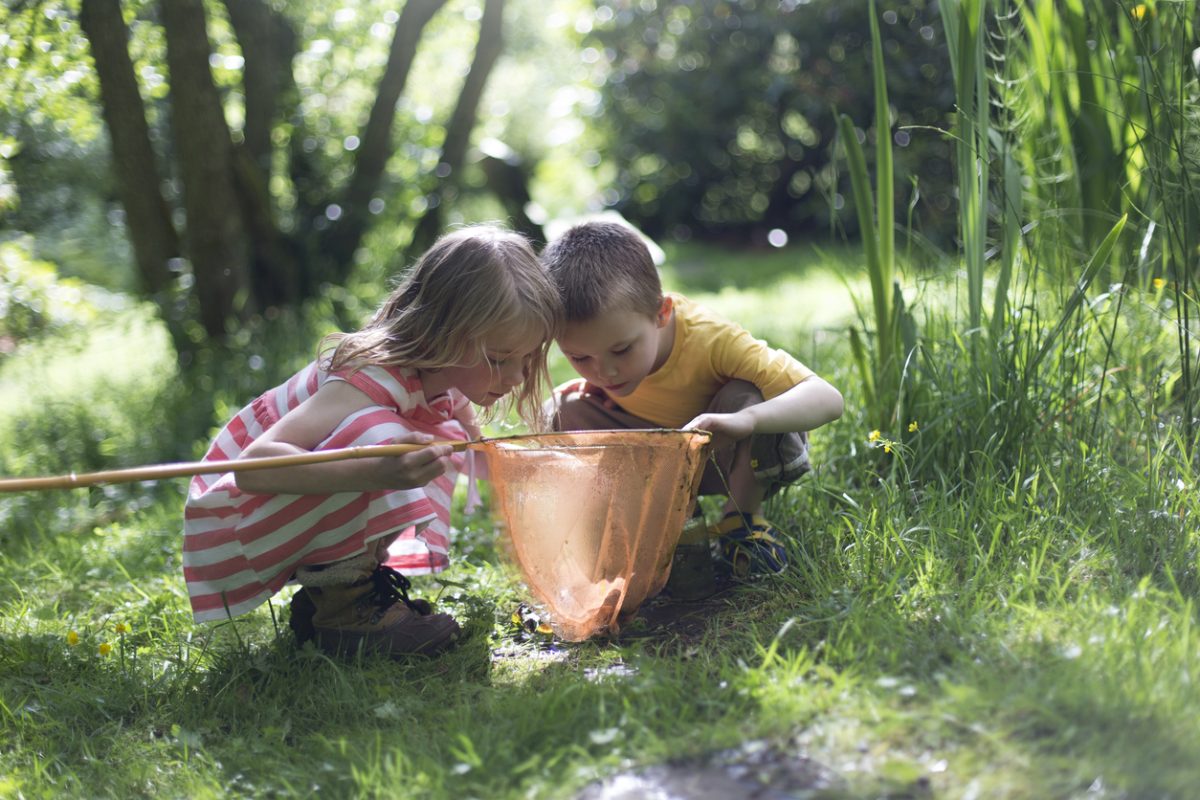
710 512 788 578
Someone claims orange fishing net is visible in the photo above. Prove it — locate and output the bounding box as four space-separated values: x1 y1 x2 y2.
480 429 713 641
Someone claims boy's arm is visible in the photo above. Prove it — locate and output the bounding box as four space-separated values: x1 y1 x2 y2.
683 375 843 444
235 381 454 495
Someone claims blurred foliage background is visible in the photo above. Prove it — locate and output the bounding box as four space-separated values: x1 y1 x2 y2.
0 0 953 355
1 0 1197 455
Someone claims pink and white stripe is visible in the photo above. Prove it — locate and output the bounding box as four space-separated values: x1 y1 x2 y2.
183 363 471 622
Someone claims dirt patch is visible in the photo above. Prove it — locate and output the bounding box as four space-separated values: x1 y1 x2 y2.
614 572 746 644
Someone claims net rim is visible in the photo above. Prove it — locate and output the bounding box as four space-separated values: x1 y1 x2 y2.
486 428 713 451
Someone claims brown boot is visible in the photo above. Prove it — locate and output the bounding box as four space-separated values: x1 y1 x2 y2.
305 565 461 658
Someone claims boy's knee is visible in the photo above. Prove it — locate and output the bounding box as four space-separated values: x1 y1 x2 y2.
548 387 605 431
705 380 812 493
708 380 764 414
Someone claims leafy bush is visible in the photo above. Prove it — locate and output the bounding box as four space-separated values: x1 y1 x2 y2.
0 239 110 353
585 0 955 245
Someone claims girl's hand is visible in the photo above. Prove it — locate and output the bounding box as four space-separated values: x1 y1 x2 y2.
683 410 755 450
375 432 454 490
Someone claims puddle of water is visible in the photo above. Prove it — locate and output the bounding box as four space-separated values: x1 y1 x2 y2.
583 660 638 682
575 741 843 800
490 642 571 664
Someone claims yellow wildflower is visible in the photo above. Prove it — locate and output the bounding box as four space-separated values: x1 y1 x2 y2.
1132 4 1150 20
868 429 881 442
98 642 113 656
908 420 919 433
1153 277 1166 290
114 622 131 634
66 630 80 646
883 443 893 454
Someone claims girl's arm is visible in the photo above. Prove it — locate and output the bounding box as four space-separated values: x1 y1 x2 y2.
684 375 844 444
235 381 454 495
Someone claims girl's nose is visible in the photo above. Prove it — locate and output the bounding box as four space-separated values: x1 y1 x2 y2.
501 359 524 386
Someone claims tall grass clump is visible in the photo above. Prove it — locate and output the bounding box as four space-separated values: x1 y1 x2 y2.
1119 0 1200 451
1004 0 1199 444
845 0 1199 483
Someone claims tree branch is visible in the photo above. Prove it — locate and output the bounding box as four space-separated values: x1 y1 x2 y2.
320 0 449 276
409 0 507 256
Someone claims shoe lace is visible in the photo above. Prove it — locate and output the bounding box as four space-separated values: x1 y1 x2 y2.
367 564 432 616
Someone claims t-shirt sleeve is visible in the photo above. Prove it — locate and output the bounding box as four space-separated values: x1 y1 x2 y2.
710 327 814 400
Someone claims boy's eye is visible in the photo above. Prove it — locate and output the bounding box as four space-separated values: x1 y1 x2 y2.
612 345 631 356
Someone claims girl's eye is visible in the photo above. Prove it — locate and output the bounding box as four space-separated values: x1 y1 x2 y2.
568 355 589 364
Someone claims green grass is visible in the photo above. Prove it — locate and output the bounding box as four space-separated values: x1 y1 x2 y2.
2 242 1200 798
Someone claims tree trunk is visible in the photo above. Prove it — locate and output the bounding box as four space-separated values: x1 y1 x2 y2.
408 0 506 257
78 0 180 305
223 0 305 307
161 0 253 338
222 0 296 176
319 0 449 279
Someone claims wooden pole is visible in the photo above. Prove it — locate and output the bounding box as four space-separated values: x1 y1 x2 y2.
0 440 468 493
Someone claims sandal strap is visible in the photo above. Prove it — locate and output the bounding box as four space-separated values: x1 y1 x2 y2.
709 511 775 539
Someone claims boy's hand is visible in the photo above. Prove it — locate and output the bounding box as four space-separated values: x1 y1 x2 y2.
684 411 754 449
561 378 616 410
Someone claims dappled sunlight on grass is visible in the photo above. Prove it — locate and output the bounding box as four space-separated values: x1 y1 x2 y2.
0 303 172 419
690 275 860 353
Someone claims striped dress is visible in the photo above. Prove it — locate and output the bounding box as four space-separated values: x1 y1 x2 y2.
183 362 472 623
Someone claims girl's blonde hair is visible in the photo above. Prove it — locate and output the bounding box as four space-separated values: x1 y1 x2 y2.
323 225 562 428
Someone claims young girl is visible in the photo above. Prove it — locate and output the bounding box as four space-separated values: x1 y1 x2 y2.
183 226 562 659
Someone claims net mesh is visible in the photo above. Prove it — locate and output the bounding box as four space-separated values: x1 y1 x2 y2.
480 429 713 641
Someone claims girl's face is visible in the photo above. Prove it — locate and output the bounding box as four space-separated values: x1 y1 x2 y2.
422 323 545 406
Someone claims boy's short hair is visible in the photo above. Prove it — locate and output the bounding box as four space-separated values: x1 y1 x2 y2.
541 221 663 322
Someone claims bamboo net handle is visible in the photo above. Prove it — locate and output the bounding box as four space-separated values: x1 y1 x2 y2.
0 440 468 493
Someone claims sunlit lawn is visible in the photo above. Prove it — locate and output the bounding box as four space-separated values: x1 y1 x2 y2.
2 243 1199 799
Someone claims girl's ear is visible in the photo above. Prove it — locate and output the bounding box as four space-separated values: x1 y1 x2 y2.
655 295 673 328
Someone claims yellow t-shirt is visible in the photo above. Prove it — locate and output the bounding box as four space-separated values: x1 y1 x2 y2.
615 293 815 428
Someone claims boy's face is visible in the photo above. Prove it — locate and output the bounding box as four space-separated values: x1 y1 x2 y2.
557 297 673 398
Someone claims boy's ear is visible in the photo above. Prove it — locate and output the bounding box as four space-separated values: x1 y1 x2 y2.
655 295 673 328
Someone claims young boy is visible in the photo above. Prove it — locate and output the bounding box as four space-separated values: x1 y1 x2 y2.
541 221 843 577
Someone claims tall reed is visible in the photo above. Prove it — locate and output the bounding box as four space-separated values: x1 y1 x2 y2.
839 0 908 431
940 0 989 341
